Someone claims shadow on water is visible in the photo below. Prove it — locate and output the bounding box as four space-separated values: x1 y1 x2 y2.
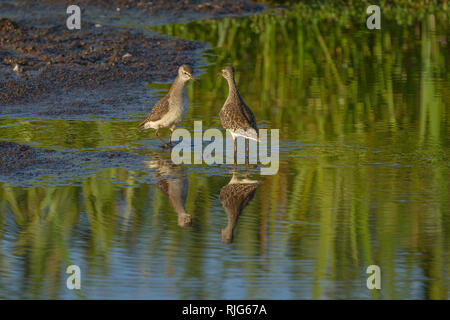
144 155 192 228
220 171 261 244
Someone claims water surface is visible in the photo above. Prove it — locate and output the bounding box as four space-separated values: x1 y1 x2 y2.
0 8 449 299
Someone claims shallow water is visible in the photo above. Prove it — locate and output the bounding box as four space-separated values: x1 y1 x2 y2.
0 8 449 299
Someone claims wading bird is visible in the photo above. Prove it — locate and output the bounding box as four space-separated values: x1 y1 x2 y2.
218 66 258 164
140 64 195 148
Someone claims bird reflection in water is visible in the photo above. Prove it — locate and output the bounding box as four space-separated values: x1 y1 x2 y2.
144 155 192 227
219 171 261 244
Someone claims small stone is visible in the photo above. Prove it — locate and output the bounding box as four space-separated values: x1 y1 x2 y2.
95 24 102 28
122 53 132 59
108 153 119 159
13 63 22 73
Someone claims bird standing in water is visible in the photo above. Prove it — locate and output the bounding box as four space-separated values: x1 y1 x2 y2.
140 64 195 148
218 66 258 164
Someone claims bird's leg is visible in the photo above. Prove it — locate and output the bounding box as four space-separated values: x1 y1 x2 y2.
245 138 249 166
155 129 170 148
233 137 237 166
168 126 175 147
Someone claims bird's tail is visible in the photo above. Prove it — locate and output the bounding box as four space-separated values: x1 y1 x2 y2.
233 128 260 142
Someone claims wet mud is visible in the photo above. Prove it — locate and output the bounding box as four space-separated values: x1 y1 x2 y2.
0 141 148 185
0 16 200 114
0 0 263 182
43 0 264 17
0 0 263 115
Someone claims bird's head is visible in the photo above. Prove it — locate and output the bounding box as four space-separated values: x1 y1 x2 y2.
178 212 192 228
178 64 196 82
218 66 235 81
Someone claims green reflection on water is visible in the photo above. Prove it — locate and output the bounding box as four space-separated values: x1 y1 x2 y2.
0 5 449 299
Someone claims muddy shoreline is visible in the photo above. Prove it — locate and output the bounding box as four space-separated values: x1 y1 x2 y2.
0 140 150 185
43 0 263 17
0 17 200 109
0 0 263 183
0 0 263 115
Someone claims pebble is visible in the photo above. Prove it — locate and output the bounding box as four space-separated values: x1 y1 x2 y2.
13 63 21 73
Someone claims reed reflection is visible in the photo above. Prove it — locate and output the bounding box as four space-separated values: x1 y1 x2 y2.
219 170 261 244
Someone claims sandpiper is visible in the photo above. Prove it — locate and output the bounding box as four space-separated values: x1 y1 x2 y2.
219 171 260 243
145 155 192 227
140 64 195 148
218 66 258 163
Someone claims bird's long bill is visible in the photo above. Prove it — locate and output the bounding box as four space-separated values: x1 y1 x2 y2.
217 72 223 78
189 74 198 82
